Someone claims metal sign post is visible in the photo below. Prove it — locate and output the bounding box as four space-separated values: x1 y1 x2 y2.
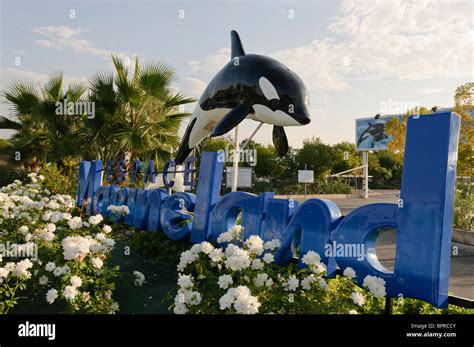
362 150 369 199
231 125 240 192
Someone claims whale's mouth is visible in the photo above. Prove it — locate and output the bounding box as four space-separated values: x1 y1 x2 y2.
299 117 311 125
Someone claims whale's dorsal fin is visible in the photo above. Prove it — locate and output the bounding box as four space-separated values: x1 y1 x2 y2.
231 30 246 59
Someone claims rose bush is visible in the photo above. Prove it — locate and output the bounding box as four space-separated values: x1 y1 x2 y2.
0 174 120 313
170 225 390 314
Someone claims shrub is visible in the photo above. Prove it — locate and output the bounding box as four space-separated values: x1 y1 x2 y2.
0 174 120 313
169 225 387 314
454 183 474 231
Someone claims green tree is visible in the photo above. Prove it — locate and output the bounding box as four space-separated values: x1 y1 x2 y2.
331 142 361 174
296 137 334 182
453 82 474 177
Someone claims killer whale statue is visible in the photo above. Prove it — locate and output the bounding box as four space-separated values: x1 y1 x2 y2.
175 30 311 164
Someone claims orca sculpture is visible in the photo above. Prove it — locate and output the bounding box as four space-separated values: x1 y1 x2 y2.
175 30 311 164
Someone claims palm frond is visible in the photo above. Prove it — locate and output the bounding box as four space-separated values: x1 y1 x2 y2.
0 116 21 129
3 80 40 115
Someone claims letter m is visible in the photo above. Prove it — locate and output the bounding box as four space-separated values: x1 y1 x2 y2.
77 160 103 208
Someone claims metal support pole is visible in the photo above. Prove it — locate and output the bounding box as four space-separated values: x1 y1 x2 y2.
362 151 369 199
304 163 307 200
241 122 264 150
231 125 240 192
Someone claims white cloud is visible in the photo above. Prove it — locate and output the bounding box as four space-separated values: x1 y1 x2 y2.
187 0 473 93
33 25 129 60
416 87 447 95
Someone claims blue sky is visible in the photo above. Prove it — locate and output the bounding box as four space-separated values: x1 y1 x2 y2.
1 0 472 147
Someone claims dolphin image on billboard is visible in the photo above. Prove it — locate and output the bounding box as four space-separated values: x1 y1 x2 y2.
355 115 403 151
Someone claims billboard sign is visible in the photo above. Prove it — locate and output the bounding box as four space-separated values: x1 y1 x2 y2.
355 115 402 151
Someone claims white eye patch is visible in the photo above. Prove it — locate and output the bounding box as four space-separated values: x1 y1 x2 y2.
259 77 280 101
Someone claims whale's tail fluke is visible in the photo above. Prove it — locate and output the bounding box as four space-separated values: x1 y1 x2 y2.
175 118 196 164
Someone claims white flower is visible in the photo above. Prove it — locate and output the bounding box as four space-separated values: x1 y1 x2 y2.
42 211 53 221
88 214 104 226
217 230 233 244
363 275 386 298
218 274 233 289
254 273 268 287
61 236 97 261
18 225 29 234
45 223 56 233
265 278 274 288
318 278 328 291
43 231 55 241
208 248 223 263
343 267 356 280
262 253 274 264
245 235 264 255
134 271 146 286
12 259 33 278
234 294 260 314
251 258 264 270
47 200 60 209
39 275 49 285
302 250 321 266
177 250 198 272
177 274 194 289
92 257 103 269
200 241 214 254
0 267 10 282
219 293 234 310
351 292 366 306
301 275 315 290
217 225 243 243
349 309 359 314
53 267 64 277
46 289 58 304
174 303 188 314
63 285 78 301
45 262 56 272
264 239 281 250
67 217 83 230
107 205 130 215
102 225 112 234
285 275 299 291
224 247 251 271
190 243 202 254
70 275 83 288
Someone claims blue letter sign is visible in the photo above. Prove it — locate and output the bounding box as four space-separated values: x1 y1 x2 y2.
77 112 460 308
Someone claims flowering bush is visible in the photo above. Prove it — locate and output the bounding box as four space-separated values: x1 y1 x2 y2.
0 174 120 313
170 225 389 314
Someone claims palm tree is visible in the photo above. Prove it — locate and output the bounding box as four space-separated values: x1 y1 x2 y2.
1 73 87 166
1 55 195 172
81 55 195 167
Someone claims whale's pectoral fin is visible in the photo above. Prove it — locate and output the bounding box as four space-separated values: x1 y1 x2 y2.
210 104 251 137
273 125 289 157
